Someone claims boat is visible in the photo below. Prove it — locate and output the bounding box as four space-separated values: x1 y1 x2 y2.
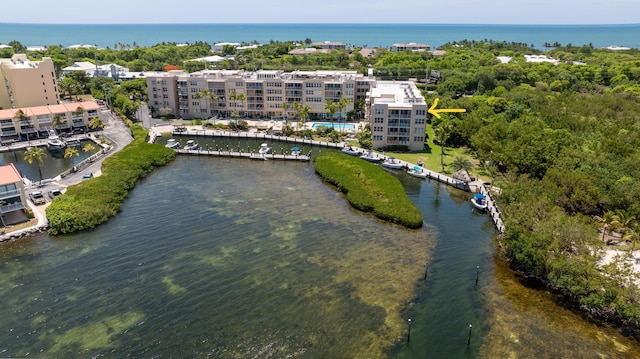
470 193 488 211
46 130 67 150
291 146 301 156
258 143 272 155
360 151 381 162
381 157 403 169
165 138 180 149
183 139 199 151
407 166 427 179
341 146 360 156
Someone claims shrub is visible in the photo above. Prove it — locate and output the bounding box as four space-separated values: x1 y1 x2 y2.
314 152 423 229
46 125 176 235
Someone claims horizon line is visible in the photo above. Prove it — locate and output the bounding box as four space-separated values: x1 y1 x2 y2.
2 22 640 26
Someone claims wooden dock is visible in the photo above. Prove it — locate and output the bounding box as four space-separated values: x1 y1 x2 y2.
175 148 311 161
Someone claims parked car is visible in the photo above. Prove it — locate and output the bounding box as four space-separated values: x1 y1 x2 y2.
29 191 46 205
83 172 93 180
48 188 62 199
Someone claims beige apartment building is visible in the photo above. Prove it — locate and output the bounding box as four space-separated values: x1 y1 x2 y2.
0 54 59 109
367 81 427 152
146 69 376 121
0 101 99 143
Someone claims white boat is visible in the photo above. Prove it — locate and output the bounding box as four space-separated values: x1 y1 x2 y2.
258 143 272 155
471 193 488 211
342 146 360 156
291 146 301 156
407 166 427 179
381 157 403 169
46 130 67 150
165 138 180 149
183 139 199 150
360 151 381 162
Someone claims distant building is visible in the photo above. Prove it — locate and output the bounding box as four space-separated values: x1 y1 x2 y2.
0 163 28 225
288 48 329 55
213 42 241 52
391 43 430 52
0 54 59 109
312 41 346 50
359 48 377 57
367 81 427 151
0 101 98 143
61 62 131 80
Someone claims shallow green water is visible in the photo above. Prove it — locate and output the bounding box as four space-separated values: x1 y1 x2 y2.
1 156 639 358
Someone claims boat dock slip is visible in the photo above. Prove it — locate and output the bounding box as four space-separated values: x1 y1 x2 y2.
175 148 311 161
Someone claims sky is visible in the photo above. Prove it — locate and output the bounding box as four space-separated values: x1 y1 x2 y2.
4 0 640 25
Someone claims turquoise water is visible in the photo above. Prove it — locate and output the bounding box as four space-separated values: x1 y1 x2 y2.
311 122 356 130
1 23 639 49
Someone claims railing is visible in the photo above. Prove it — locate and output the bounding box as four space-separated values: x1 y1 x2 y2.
0 202 25 214
0 189 21 199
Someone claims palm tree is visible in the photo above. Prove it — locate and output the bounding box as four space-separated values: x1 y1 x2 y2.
83 143 95 153
599 210 619 243
194 88 218 121
450 156 472 172
336 97 350 131
15 109 33 142
229 90 246 120
281 101 288 122
433 117 453 172
623 226 639 254
52 114 66 135
325 100 338 128
64 147 79 167
88 117 105 136
295 103 311 130
23 146 47 183
615 209 637 237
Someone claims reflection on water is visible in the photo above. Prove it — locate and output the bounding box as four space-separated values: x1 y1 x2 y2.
0 141 100 180
1 155 639 358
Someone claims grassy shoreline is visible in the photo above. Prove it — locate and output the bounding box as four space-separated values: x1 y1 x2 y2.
314 152 423 229
46 126 176 235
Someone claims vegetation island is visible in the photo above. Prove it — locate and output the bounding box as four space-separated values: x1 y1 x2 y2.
3 37 640 340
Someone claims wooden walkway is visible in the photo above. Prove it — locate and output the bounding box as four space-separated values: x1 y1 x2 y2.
176 148 311 161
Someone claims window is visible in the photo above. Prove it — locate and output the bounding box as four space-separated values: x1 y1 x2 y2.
414 118 425 124
416 109 426 116
374 117 384 123
374 108 385 115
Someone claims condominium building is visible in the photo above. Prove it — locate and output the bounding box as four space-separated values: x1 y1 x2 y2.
367 81 427 151
0 163 28 225
146 69 376 120
0 101 99 143
390 43 431 52
0 54 59 109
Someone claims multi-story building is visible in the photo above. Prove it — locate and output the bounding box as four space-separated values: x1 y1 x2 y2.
367 81 427 151
390 43 431 52
0 101 99 143
0 54 59 109
146 69 376 121
0 163 28 225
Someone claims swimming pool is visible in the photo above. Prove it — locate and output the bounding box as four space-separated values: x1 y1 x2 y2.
311 122 357 131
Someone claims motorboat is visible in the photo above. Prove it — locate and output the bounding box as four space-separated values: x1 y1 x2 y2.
341 146 360 156
407 166 427 179
471 193 488 211
165 138 180 149
360 151 381 162
258 143 272 155
183 139 199 151
46 130 67 150
291 146 301 156
381 157 403 169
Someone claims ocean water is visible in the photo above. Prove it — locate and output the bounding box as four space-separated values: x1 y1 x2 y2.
1 23 639 50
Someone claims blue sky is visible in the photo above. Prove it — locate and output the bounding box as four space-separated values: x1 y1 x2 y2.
6 0 640 24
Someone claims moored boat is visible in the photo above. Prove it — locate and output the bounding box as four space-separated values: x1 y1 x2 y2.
381 157 403 169
258 143 272 155
46 130 67 150
183 139 199 150
407 166 427 179
291 146 301 156
360 150 381 162
165 138 180 149
341 146 359 156
470 193 488 211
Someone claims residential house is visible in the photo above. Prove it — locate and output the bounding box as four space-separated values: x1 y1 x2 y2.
0 163 28 225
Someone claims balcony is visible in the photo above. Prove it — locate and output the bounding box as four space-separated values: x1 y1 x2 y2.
0 189 21 200
0 201 25 214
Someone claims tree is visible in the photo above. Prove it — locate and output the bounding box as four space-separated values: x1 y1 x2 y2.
229 90 245 119
88 117 105 136
433 117 453 172
23 147 47 183
325 100 338 127
599 210 619 243
293 102 311 129
450 156 472 172
52 114 66 134
64 147 79 167
15 110 33 142
83 143 96 153
195 88 218 120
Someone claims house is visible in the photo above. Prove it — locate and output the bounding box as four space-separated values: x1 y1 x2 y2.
312 41 346 50
0 163 28 225
391 43 430 52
